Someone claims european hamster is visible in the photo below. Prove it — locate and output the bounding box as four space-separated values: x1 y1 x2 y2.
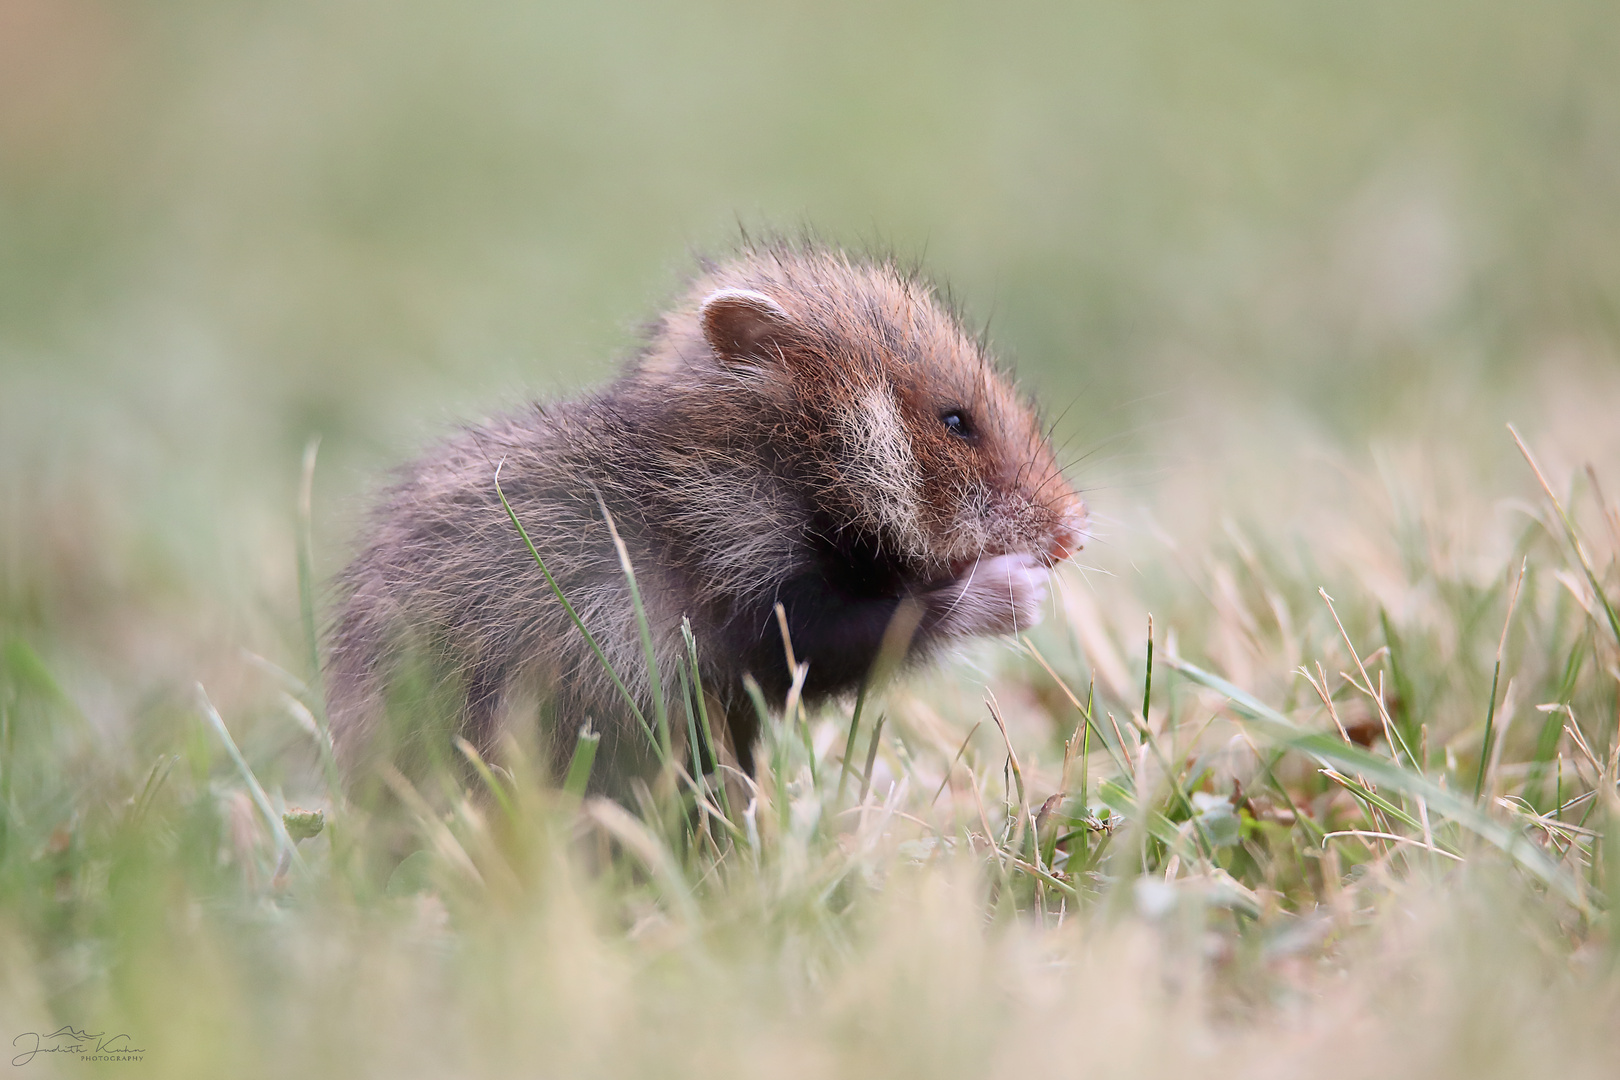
327 241 1085 792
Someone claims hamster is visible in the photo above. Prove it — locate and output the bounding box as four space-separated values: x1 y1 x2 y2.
326 240 1086 793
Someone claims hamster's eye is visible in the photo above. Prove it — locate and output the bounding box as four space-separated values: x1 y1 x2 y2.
940 410 975 439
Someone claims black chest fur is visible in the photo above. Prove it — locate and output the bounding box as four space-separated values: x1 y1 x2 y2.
715 515 923 704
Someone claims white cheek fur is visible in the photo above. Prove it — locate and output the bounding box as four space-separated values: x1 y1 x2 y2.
837 388 927 552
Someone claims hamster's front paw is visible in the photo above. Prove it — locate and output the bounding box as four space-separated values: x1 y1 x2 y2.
926 553 1049 640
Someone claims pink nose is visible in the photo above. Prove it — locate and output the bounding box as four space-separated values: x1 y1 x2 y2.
1043 522 1083 565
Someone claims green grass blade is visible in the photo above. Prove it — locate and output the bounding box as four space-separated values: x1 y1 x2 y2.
836 679 868 805
594 491 672 766
197 684 303 873
859 713 886 804
1022 638 1128 774
680 619 733 823
563 724 601 799
493 466 661 761
1140 612 1154 730
1478 559 1527 801
1323 768 1440 840
1475 658 1505 801
741 674 788 834
296 436 328 721
1095 778 1195 862
677 663 710 806
1122 615 1213 859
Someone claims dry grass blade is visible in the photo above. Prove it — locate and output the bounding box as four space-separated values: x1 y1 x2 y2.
985 691 1026 821
1319 588 1415 766
1023 636 1127 772
1510 423 1620 649
377 764 486 890
1323 830 1464 861
584 798 699 923
930 720 982 807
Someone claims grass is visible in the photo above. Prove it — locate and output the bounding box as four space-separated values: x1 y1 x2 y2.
5 2 1620 1074
3 395 1620 1078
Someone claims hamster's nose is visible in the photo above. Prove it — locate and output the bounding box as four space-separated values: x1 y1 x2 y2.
1042 520 1084 566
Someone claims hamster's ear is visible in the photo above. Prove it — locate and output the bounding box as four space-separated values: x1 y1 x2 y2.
699 288 794 365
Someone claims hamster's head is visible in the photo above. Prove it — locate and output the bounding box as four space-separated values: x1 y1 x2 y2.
686 248 1086 582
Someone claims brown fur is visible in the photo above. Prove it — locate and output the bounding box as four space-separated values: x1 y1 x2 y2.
326 241 1085 794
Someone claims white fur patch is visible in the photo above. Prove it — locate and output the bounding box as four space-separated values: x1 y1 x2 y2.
839 389 926 551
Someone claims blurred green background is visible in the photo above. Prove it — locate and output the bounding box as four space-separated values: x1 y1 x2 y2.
3 0 1618 709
